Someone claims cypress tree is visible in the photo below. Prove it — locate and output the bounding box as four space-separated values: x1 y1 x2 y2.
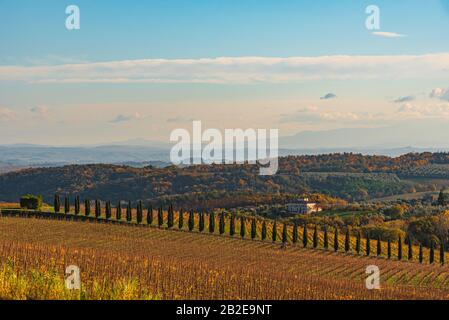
116 201 122 220
356 231 361 255
282 223 288 244
85 199 90 216
157 206 163 227
440 242 445 266
178 209 184 229
126 201 132 222
147 204 153 225
209 212 215 233
334 228 339 252
387 239 392 259
167 203 173 228
344 228 350 252
252 219 258 240
376 236 381 256
105 201 111 220
398 236 402 261
419 244 423 263
240 216 245 238
292 222 298 244
188 210 194 231
75 195 80 215
137 201 143 224
366 233 371 256
219 212 225 235
95 200 100 218
199 212 205 232
303 224 308 248
54 194 60 213
430 241 435 264
408 236 413 260
323 227 329 250
230 214 235 236
261 220 267 241
313 225 318 249
64 196 70 214
272 220 277 243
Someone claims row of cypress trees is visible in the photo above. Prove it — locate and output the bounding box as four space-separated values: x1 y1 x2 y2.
52 195 445 265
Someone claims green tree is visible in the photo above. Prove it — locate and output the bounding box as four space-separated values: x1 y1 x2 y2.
178 209 184 230
54 194 60 213
344 228 350 252
366 233 371 256
261 220 267 241
252 219 258 240
408 236 413 260
282 223 288 244
440 242 445 266
116 201 122 220
199 212 205 232
303 224 308 248
75 195 80 215
85 199 90 216
64 196 70 214
230 214 235 236
147 205 153 225
95 200 101 218
126 201 132 222
157 206 163 227
419 244 423 263
313 225 318 249
292 222 298 244
438 189 447 206
430 241 435 264
272 220 277 243
356 231 361 255
334 228 339 252
209 212 215 233
167 203 174 228
136 201 143 224
188 210 194 232
240 216 245 238
377 236 381 256
219 212 225 235
398 236 402 261
387 239 392 259
323 227 329 250
106 201 111 220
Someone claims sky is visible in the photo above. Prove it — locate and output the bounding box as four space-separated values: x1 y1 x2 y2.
1 0 449 146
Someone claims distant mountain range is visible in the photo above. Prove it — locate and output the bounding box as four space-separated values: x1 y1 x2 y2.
2 120 449 172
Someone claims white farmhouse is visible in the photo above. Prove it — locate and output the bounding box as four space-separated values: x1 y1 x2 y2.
286 198 321 215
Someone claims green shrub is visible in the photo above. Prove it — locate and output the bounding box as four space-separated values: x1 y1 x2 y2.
20 194 43 210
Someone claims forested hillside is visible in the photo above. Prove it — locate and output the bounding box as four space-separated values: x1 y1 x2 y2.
0 153 448 206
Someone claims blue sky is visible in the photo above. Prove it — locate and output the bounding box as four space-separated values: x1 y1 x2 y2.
1 0 449 145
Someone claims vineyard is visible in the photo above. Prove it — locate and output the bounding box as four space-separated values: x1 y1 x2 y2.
2 216 449 299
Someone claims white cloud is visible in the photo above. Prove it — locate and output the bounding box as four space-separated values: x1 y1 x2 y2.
0 107 16 122
1 54 449 84
372 31 406 38
397 102 449 118
280 107 363 124
430 87 449 101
